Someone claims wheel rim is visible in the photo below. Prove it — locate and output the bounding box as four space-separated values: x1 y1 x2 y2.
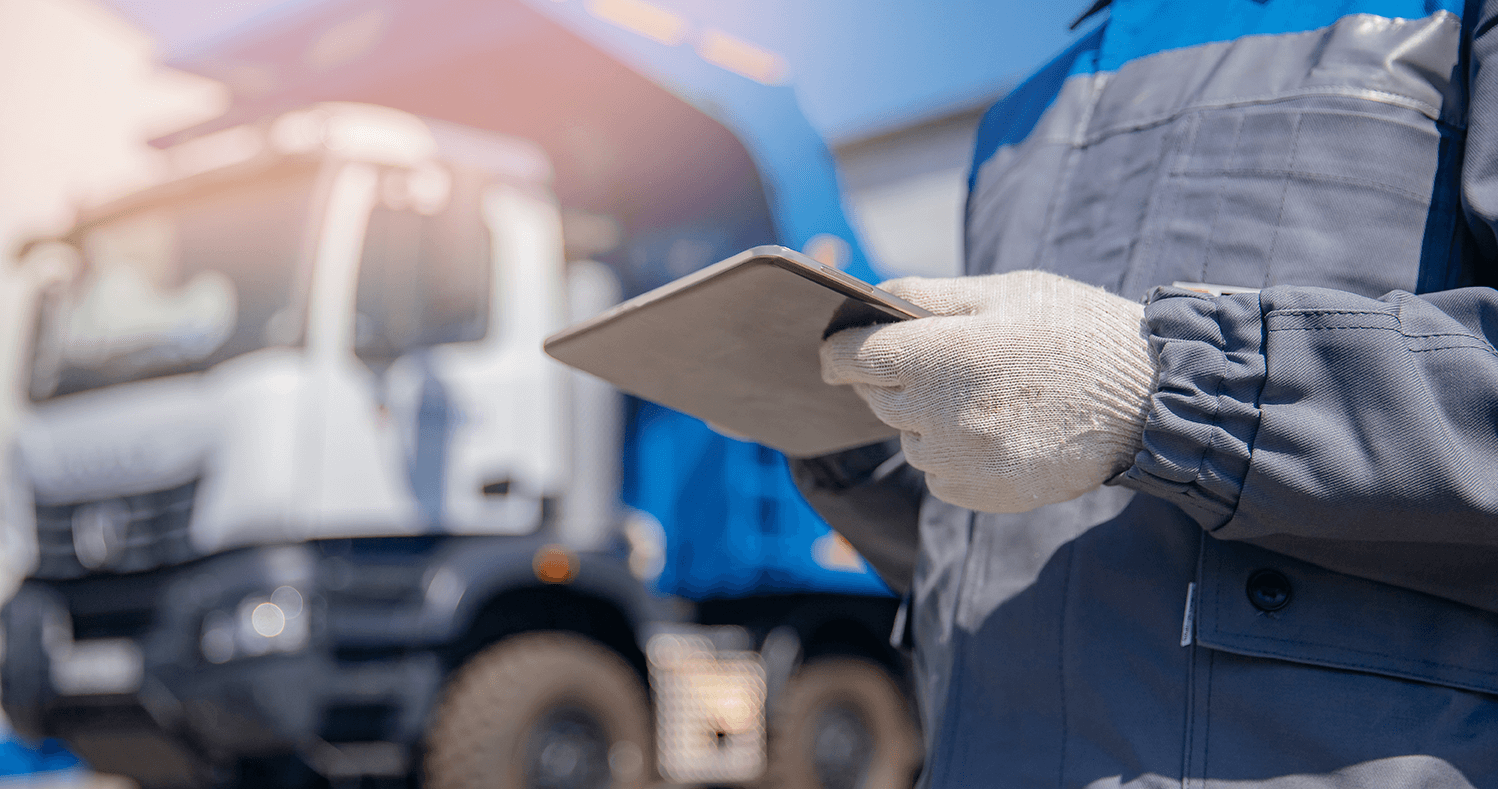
523 705 613 789
811 703 874 789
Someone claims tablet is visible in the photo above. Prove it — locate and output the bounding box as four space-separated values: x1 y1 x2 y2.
544 246 933 457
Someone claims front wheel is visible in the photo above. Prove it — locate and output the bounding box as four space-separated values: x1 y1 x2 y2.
424 632 652 789
765 656 922 789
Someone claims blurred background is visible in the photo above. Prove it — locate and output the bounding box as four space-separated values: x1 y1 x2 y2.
0 1 1080 786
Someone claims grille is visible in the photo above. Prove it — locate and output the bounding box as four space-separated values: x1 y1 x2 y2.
316 538 438 608
320 703 398 742
34 480 198 580
71 606 156 640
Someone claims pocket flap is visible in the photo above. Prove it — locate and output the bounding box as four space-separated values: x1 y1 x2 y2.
1196 537 1498 696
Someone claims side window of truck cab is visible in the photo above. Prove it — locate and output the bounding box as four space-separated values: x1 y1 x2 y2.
353 165 491 365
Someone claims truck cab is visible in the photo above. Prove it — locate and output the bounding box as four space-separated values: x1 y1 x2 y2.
2 102 663 789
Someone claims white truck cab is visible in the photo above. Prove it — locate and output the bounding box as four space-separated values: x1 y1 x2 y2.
2 104 669 789
22 103 584 560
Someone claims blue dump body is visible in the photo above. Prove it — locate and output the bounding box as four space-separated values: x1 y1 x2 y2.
625 403 891 600
518 0 894 600
0 737 79 777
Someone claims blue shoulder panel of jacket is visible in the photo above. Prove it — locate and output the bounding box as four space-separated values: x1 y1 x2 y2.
970 0 1468 187
967 23 1105 191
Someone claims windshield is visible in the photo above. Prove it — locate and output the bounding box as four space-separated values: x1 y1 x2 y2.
29 165 317 400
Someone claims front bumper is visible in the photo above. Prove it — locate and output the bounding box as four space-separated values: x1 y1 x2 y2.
2 545 441 787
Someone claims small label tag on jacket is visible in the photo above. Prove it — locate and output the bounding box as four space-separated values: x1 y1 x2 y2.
1180 582 1197 647
890 593 912 651
1171 281 1262 297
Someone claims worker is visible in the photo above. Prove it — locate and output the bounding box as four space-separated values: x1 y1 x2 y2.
793 1 1498 786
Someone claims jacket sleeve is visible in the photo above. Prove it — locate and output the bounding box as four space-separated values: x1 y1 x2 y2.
788 439 924 594
1118 284 1498 546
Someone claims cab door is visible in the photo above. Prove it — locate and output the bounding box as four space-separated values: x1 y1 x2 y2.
354 166 566 535
299 162 421 536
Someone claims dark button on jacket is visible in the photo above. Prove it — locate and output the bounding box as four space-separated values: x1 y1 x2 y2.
1247 569 1292 612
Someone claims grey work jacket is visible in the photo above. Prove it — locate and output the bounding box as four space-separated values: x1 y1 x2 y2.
795 4 1498 787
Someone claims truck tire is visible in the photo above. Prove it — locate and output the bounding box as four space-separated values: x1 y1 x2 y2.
765 656 922 789
424 631 652 789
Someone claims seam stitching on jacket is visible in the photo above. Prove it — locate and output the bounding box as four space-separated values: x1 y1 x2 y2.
1032 74 1107 271
1201 649 1215 787
1056 541 1076 789
1175 168 1431 203
1272 309 1386 316
1298 84 1441 115
1084 87 1442 143
1183 486 1235 520
1268 324 1402 331
1262 326 1498 357
1264 320 1498 355
1201 544 1220 789
1219 646 1498 693
1402 329 1485 337
1207 633 1498 679
1198 113 1238 284
1127 110 1194 293
1259 112 1302 287
926 508 980 787
1408 343 1498 357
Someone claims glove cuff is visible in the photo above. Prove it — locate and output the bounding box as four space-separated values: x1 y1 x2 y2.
1074 285 1159 479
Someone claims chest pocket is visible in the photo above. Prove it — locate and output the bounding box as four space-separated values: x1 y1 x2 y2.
1132 100 1453 299
1025 11 1469 300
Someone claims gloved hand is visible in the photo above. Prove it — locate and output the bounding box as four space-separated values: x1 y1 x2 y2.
820 270 1158 514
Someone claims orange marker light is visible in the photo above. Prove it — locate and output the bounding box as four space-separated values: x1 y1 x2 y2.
587 0 688 46
533 544 579 584
696 30 789 85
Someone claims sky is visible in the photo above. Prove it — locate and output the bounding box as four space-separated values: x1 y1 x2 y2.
102 0 1083 143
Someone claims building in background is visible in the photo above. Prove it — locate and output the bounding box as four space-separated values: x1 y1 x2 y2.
833 99 999 280
0 0 225 246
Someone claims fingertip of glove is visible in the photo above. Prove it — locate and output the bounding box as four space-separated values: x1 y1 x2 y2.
819 323 907 386
819 324 874 384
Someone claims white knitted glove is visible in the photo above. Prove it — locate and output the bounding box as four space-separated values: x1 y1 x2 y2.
820 270 1158 514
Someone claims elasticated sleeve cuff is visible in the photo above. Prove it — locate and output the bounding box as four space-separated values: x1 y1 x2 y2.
1115 287 1269 530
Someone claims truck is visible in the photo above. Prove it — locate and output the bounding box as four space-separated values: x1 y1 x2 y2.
0 3 923 786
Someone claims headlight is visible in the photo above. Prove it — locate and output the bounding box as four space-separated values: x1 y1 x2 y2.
200 585 308 664
623 508 666 583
